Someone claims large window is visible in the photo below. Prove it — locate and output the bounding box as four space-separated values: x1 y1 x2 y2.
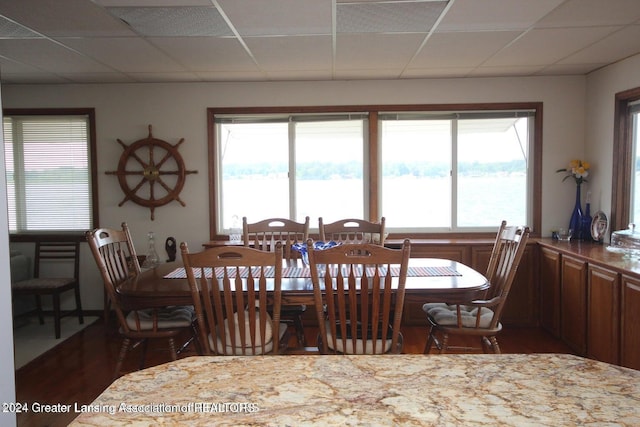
380 111 532 231
215 113 367 231
630 102 640 223
613 88 640 232
3 109 97 233
209 104 541 238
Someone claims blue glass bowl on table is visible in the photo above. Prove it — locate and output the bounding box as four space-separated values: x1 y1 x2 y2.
292 241 340 265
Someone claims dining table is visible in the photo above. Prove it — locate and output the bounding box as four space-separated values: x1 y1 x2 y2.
69 353 640 426
115 257 489 310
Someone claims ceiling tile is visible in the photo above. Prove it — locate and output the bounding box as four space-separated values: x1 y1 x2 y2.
106 6 233 37
468 64 548 77
246 36 332 71
484 26 621 67
95 0 212 6
334 68 402 79
536 0 640 27
0 0 639 84
264 69 333 81
125 72 201 82
335 33 424 70
557 25 640 65
149 37 258 72
217 0 332 36
410 31 521 68
56 72 135 83
337 1 447 33
0 39 115 73
194 70 266 81
402 67 475 78
537 63 605 75
438 0 564 31
60 37 187 73
0 0 134 37
0 16 42 39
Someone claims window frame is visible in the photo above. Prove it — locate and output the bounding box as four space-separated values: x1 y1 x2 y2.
612 87 640 233
208 103 542 240
3 108 99 238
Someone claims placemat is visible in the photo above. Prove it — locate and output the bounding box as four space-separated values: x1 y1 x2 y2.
164 265 460 279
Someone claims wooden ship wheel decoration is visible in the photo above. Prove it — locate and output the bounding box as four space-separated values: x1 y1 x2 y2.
106 125 197 220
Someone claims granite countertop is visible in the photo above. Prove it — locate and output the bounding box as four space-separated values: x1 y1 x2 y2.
70 354 640 426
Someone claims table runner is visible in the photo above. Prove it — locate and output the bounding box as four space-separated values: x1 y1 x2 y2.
164 265 461 279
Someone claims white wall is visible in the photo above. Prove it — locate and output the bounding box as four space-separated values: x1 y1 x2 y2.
0 83 17 426
585 54 640 232
2 75 588 310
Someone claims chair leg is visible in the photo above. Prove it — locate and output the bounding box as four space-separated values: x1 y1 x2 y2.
35 295 44 325
423 327 436 354
74 285 84 324
115 338 131 379
167 338 178 361
139 339 149 370
53 292 62 339
488 336 501 354
103 289 111 324
294 315 306 347
439 333 449 354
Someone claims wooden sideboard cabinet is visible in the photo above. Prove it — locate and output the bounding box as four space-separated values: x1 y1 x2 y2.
540 247 561 336
560 255 588 355
621 275 640 370
537 239 640 369
587 265 620 365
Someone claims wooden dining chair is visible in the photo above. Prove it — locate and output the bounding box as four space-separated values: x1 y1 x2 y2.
319 217 386 245
243 216 310 347
86 223 196 378
180 241 289 355
423 221 530 354
11 240 83 339
307 238 411 354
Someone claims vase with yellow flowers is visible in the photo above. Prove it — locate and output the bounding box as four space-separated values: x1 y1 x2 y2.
557 159 590 240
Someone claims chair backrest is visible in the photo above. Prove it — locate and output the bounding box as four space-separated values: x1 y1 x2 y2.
180 242 284 356
319 217 386 245
307 238 411 354
243 216 309 260
85 222 140 332
33 241 80 280
483 221 530 327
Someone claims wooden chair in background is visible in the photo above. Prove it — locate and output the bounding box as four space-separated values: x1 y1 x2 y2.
319 217 386 245
11 240 83 339
181 242 289 355
243 216 310 347
307 239 411 354
423 221 530 354
86 223 196 378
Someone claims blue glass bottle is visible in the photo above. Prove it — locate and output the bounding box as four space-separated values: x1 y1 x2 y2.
569 184 583 240
581 191 593 241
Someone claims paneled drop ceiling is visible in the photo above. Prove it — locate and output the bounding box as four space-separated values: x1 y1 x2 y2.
0 0 639 84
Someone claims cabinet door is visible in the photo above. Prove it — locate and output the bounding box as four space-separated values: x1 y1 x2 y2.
501 247 537 326
540 247 561 336
587 265 620 364
621 276 640 370
561 255 587 355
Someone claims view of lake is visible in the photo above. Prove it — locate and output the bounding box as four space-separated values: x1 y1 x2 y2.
223 174 527 231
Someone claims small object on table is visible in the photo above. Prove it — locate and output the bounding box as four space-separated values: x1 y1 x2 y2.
165 237 176 262
557 228 573 242
590 211 607 243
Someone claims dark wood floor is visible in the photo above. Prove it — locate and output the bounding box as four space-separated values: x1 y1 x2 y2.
14 317 574 427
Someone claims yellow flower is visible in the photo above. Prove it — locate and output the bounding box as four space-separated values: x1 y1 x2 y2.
557 159 591 185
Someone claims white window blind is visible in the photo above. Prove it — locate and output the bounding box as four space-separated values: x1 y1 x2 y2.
4 115 92 232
